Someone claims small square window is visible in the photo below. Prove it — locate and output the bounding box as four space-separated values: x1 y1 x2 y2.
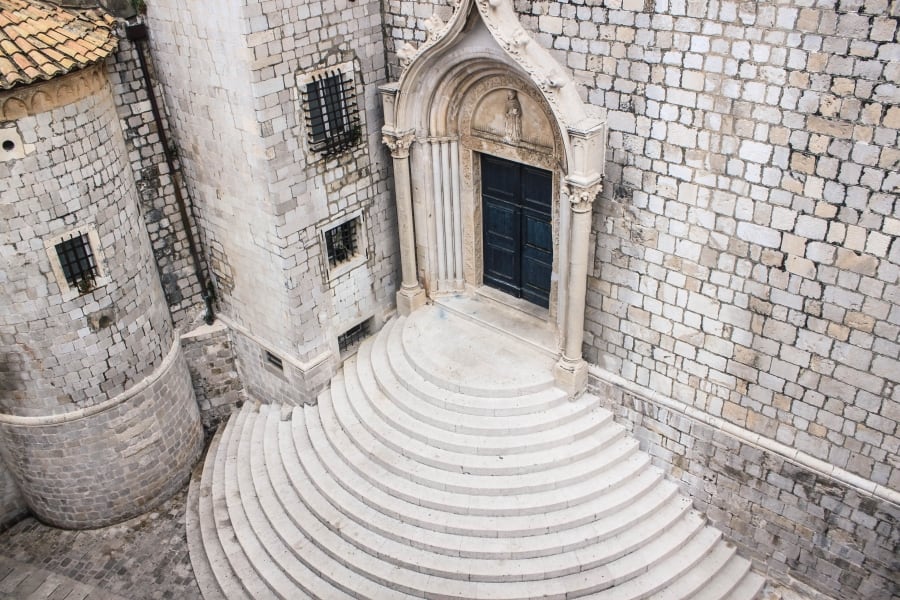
302 68 360 156
325 218 360 269
55 233 98 294
265 350 284 371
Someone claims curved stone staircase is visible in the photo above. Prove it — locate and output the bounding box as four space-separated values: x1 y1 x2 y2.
187 304 766 599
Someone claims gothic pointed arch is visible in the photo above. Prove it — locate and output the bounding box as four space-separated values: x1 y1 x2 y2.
380 0 608 396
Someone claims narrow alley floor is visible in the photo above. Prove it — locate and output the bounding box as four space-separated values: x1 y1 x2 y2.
0 484 200 600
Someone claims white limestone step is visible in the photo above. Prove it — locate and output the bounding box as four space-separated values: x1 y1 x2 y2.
297 402 665 536
357 335 603 451
222 406 304 599
309 397 643 515
244 405 387 600
186 428 233 600
281 409 685 561
688 555 765 600
399 305 556 397
250 409 717 594
320 382 638 496
379 317 569 418
342 360 616 475
208 407 275 599
640 538 735 599
582 525 723 598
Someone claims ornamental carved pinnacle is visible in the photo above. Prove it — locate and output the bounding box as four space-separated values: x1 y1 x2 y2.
383 131 416 158
566 182 603 213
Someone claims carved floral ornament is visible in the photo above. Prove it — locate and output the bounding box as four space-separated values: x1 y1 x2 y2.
565 182 603 213
382 130 416 159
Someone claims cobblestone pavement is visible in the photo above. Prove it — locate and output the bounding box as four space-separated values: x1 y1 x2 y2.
0 484 201 600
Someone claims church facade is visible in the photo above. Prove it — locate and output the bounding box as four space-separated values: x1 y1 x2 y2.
0 0 897 598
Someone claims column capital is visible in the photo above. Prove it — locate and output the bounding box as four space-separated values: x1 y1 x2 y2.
564 180 603 213
382 129 416 159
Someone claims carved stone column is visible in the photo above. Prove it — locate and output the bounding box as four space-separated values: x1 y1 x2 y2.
554 181 602 397
383 130 426 315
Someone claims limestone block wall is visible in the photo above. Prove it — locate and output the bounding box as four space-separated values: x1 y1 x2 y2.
592 377 898 600
107 36 208 329
147 0 399 404
384 1 899 598
0 459 26 532
0 66 202 528
0 342 203 529
0 67 171 414
182 321 245 428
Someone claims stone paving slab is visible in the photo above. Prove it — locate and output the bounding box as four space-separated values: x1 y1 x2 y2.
0 486 201 600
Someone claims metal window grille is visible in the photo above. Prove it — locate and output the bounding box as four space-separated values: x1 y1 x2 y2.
325 219 359 268
303 69 360 156
265 350 284 371
55 233 97 292
338 319 371 354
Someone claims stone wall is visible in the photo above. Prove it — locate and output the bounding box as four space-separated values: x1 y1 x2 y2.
107 31 209 329
229 321 335 407
0 66 203 529
0 341 203 529
0 67 172 415
182 321 245 429
383 1 899 598
146 0 400 404
0 458 26 532
592 374 898 600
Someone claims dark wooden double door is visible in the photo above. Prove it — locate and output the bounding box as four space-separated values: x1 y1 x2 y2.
481 154 553 309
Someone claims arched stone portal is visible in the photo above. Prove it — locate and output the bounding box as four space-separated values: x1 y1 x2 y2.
381 0 607 395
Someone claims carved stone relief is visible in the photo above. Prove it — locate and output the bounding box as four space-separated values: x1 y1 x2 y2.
0 64 107 120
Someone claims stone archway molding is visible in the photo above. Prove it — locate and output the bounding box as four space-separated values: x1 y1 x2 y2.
380 0 608 396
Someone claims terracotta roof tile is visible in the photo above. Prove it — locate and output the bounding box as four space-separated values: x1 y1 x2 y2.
0 0 117 91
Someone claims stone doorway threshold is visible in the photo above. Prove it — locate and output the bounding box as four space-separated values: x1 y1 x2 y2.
432 288 559 359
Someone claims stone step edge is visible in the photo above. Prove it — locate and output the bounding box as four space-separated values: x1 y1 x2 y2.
308 397 646 515
377 318 569 418
299 402 663 528
321 383 637 495
341 363 619 475
186 428 231 600
207 406 274 599
356 338 604 449
281 406 689 562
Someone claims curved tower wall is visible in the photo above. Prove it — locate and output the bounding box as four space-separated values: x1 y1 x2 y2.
0 65 203 529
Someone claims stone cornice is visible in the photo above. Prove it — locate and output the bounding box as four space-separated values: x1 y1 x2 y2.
0 63 108 120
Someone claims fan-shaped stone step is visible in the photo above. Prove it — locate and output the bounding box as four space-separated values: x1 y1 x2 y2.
379 317 569 419
298 399 664 535
187 304 766 599
357 337 605 453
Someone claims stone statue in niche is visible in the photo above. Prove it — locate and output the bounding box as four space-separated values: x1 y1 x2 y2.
504 90 522 144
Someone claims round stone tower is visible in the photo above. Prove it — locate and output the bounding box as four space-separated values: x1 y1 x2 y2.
0 0 202 528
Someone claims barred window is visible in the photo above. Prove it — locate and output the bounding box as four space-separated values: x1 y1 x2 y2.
338 319 372 355
303 69 360 156
325 218 360 269
55 233 98 293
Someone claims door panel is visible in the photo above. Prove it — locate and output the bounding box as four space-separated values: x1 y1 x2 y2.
481 155 552 308
483 200 520 295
